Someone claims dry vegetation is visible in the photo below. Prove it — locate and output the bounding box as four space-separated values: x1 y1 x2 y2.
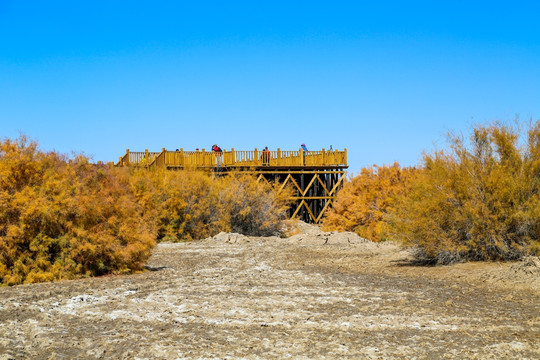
0 137 155 286
1 120 539 286
129 168 292 242
323 121 540 263
322 163 417 241
0 137 291 286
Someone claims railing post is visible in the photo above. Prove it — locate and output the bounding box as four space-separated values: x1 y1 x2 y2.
145 149 149 168
231 148 235 166
322 148 325 166
125 149 130 165
202 148 206 166
344 148 348 166
254 148 258 166
277 148 281 166
180 148 183 166
119 156 122 166
161 148 167 165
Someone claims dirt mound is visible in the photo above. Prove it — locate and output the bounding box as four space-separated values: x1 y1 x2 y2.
288 220 325 236
282 222 396 257
286 230 375 246
205 222 386 250
204 232 252 243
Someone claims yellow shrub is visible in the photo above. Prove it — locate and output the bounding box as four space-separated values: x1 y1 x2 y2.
218 173 293 236
0 136 299 286
390 121 540 263
322 163 416 241
129 169 292 241
0 136 156 286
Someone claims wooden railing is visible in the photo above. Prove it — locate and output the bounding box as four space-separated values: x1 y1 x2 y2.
117 148 347 168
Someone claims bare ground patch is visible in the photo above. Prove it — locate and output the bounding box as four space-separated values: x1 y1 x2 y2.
0 223 538 359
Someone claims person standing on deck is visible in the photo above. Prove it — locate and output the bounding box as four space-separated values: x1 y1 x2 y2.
262 146 270 166
212 144 223 166
300 143 308 165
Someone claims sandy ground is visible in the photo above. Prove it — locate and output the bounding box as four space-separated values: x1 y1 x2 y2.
0 222 539 359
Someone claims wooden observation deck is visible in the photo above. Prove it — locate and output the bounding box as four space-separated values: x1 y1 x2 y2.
116 148 348 223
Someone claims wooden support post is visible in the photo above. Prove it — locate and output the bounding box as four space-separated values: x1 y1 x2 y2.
254 148 258 166
344 148 348 166
145 149 149 167
180 148 183 166
322 148 326 166
119 156 123 166
125 149 130 165
277 148 281 166
231 148 235 166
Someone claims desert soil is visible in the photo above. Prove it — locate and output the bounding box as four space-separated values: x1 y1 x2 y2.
0 222 539 359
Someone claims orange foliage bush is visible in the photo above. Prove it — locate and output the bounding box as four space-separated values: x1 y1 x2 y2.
391 121 540 263
0 137 292 286
219 173 293 236
322 163 416 241
0 136 156 286
129 169 292 241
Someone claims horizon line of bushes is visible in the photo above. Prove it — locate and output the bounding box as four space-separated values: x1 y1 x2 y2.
2 119 539 285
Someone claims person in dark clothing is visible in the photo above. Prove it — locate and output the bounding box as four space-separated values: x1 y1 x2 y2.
262 146 270 166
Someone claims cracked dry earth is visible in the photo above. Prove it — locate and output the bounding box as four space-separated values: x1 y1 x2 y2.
0 225 539 359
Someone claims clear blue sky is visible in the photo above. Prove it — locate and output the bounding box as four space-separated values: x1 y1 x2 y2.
1 1 539 173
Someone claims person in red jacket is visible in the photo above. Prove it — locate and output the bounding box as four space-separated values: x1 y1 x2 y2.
212 144 223 165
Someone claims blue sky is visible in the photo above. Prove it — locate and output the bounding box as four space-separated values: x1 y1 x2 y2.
1 1 539 173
